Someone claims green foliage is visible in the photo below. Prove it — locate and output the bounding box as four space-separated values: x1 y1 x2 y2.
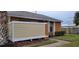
74 12 79 26
55 31 65 36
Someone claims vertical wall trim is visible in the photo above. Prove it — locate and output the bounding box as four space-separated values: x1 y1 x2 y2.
12 22 15 42
8 16 11 23
45 24 48 36
48 21 50 32
53 22 55 36
8 16 10 39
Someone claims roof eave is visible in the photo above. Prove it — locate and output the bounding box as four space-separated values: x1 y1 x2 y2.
8 15 62 22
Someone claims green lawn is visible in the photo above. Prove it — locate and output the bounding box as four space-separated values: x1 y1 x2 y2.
25 39 57 47
62 42 79 47
54 34 79 47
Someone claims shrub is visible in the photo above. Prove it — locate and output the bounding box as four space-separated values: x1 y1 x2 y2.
55 31 65 36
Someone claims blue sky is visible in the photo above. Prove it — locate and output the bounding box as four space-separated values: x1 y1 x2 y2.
37 11 76 26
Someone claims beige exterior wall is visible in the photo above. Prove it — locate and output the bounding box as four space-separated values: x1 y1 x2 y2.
14 23 46 38
8 23 12 40
9 21 48 42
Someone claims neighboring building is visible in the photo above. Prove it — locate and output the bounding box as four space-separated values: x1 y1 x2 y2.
62 24 79 34
7 11 61 43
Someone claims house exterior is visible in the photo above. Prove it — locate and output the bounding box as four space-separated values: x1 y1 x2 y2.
62 25 79 34
6 11 61 43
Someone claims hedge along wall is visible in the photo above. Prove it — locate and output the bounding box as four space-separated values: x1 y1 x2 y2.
55 22 61 32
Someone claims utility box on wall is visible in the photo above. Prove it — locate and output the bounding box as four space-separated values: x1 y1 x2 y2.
8 21 48 42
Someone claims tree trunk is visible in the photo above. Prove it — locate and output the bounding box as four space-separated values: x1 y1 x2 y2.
0 11 8 45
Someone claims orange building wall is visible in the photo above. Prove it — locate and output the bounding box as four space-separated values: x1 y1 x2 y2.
55 22 61 32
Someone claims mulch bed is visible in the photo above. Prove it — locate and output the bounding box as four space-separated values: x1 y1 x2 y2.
14 38 47 47
0 38 48 47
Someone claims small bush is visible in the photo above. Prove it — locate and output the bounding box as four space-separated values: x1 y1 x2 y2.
55 31 65 36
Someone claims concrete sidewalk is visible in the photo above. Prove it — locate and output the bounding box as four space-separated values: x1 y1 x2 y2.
40 39 70 47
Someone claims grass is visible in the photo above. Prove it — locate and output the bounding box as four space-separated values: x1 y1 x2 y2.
54 34 79 47
54 34 79 42
62 42 79 47
25 39 57 47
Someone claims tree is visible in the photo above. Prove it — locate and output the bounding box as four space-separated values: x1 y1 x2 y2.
74 12 79 26
0 11 8 45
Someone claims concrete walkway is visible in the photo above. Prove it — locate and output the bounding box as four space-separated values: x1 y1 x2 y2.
40 39 70 47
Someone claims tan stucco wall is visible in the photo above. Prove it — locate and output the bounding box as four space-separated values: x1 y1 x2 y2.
8 23 12 40
9 21 48 40
45 24 48 36
14 23 46 38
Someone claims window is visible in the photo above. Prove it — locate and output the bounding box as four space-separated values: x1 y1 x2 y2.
50 23 53 32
